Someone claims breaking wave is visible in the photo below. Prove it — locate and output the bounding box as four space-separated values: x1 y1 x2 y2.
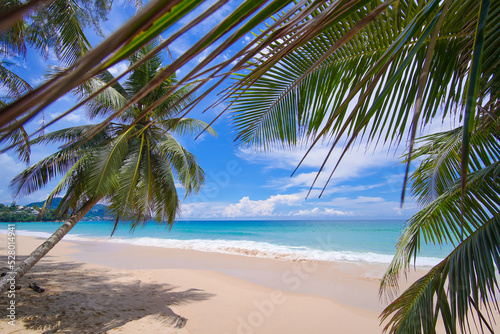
8 230 442 266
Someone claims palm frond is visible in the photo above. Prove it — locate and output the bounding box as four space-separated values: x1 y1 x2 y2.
86 126 132 198
25 0 112 64
0 0 28 58
10 148 82 197
381 215 500 334
162 117 217 137
381 160 500 297
409 119 500 206
381 117 500 307
156 133 205 196
28 124 111 147
229 0 499 196
0 62 32 100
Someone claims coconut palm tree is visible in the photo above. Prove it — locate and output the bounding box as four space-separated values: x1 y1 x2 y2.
0 44 216 293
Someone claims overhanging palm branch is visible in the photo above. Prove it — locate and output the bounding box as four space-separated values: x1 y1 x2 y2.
409 120 500 207
10 124 112 200
380 215 500 334
0 0 382 138
381 160 500 294
380 117 500 332
0 0 116 162
1 1 498 177
230 0 499 195
2 0 114 64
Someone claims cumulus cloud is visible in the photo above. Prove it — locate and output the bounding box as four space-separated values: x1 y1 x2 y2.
293 207 352 217
180 193 305 219
0 153 25 175
108 62 128 76
49 109 87 124
179 191 417 219
222 194 302 218
238 143 398 190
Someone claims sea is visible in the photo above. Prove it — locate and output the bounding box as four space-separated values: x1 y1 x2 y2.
0 220 453 266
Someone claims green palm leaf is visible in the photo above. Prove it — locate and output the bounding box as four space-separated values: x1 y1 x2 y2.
0 62 32 99
381 114 500 332
381 215 500 333
163 117 217 137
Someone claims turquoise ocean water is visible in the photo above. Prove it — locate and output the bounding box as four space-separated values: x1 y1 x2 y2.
0 220 453 266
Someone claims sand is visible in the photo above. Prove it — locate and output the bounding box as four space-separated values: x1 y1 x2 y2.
0 235 498 333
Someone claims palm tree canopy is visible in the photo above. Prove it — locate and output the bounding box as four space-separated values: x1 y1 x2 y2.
11 44 215 227
2 0 497 193
1 0 116 65
0 0 119 161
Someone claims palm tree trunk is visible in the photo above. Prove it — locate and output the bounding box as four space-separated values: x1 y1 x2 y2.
0 198 99 294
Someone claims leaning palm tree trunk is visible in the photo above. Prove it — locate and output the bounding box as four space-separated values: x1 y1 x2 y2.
0 198 99 293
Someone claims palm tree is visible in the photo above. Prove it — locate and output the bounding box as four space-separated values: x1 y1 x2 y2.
0 44 215 293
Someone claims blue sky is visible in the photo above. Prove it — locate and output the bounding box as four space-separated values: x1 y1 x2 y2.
1 0 459 220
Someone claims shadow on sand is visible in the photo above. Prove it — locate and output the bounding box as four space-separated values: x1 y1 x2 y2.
0 255 214 333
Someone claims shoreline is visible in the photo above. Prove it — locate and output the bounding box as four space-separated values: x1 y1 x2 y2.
65 237 426 312
1 235 498 333
1 226 446 266
0 230 433 312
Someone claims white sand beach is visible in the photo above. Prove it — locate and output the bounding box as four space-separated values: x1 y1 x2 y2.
0 235 498 333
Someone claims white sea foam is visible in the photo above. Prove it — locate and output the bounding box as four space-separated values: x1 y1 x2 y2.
106 237 443 266
3 230 442 266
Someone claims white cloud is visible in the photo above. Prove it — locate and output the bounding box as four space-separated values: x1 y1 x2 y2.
30 75 47 86
238 143 398 190
293 207 352 217
108 62 128 76
222 194 302 218
169 39 190 57
196 54 207 63
350 196 385 203
0 153 25 175
242 35 254 45
179 191 417 220
49 109 87 124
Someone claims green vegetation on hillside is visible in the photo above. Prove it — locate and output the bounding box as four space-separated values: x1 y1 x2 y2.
26 198 113 221
0 202 63 222
0 198 113 222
